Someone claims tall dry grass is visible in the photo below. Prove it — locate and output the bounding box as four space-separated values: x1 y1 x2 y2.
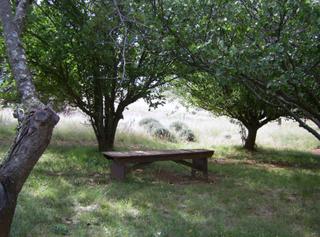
0 98 319 151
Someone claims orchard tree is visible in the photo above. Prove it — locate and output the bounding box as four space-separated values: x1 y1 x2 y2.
26 0 174 151
0 1 59 236
156 0 320 140
176 73 284 150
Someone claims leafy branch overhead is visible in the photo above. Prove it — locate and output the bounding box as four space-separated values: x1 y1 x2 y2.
26 0 175 150
156 0 320 140
175 72 285 150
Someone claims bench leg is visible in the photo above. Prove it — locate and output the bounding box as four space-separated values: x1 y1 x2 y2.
192 158 208 179
111 161 126 181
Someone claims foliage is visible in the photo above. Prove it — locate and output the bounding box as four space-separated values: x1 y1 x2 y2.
25 0 173 150
152 127 176 142
169 121 185 132
170 121 196 142
156 0 320 140
175 72 284 149
139 118 162 133
139 118 176 142
0 29 18 106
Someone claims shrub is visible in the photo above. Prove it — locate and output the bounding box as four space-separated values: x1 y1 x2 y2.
139 118 160 127
170 121 186 132
152 127 177 142
139 118 176 142
170 121 196 142
139 118 162 133
179 128 196 142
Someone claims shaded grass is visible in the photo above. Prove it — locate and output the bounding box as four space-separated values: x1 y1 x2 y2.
0 115 319 237
0 139 319 237
215 146 320 169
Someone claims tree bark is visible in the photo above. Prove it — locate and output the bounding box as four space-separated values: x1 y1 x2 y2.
0 1 59 236
0 183 16 237
0 108 59 236
244 126 258 151
97 132 116 151
94 115 120 151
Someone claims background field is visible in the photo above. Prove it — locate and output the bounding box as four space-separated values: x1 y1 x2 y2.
0 98 319 237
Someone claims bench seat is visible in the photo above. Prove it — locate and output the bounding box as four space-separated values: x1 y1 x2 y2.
103 149 214 181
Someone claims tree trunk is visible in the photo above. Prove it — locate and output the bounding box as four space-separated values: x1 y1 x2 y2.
0 1 59 236
97 131 116 151
244 126 258 151
93 116 120 152
0 185 16 237
0 108 59 236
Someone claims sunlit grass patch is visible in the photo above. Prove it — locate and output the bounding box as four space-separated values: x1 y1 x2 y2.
1 104 320 237
5 142 319 237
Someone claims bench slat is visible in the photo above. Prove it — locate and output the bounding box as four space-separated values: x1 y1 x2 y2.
103 149 214 163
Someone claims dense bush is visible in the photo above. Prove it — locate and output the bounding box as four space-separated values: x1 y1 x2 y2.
139 118 176 142
139 118 161 132
170 121 185 132
152 127 176 142
170 121 196 142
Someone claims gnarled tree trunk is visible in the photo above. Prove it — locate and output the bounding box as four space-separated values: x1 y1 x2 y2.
0 1 59 236
0 108 59 236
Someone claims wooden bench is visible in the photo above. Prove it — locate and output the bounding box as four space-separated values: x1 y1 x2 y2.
102 149 214 181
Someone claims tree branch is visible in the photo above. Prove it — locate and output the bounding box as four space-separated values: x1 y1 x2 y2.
0 0 40 109
14 0 31 35
113 0 128 83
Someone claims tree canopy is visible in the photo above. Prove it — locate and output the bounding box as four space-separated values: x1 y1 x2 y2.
156 0 320 140
26 0 174 150
175 72 284 150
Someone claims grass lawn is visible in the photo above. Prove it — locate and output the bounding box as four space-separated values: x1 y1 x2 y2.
1 106 320 237
0 131 319 237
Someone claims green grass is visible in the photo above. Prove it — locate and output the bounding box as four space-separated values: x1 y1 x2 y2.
0 127 319 237
215 146 320 169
